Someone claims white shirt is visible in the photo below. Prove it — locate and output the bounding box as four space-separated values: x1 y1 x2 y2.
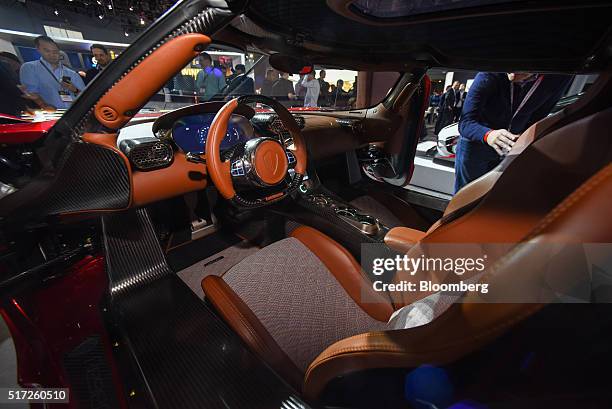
300 76 320 107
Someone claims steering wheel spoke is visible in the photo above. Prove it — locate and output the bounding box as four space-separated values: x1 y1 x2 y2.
285 149 297 168
229 158 253 186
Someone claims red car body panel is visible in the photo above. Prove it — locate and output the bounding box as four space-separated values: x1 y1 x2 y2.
0 255 128 408
0 114 55 145
0 106 327 146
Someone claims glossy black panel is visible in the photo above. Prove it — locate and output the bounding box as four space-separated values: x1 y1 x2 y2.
114 276 310 409
64 336 120 409
102 209 170 297
47 143 129 213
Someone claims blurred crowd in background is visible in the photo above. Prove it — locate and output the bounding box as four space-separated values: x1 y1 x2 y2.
0 34 360 117
427 80 467 134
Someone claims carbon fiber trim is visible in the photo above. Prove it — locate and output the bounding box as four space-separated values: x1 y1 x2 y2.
42 142 130 214
64 336 120 409
102 208 311 408
102 209 171 297
114 276 310 409
231 173 303 209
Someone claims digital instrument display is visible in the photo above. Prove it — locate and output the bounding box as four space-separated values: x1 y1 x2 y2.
172 113 254 153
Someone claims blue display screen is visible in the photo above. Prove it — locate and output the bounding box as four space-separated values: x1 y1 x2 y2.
172 113 253 154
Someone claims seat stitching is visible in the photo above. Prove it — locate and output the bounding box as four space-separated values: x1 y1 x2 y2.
307 165 612 386
478 163 612 285
313 303 540 360
293 232 393 320
525 164 612 239
305 303 541 381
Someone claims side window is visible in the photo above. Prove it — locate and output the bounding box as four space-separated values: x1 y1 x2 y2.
257 65 399 110
410 69 595 198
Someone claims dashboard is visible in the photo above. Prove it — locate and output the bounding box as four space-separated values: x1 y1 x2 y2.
172 113 255 154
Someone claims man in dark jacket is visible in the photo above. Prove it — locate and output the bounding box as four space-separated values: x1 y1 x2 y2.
455 72 572 192
225 64 254 98
454 83 467 121
317 70 330 106
271 72 296 103
84 44 112 84
435 82 459 134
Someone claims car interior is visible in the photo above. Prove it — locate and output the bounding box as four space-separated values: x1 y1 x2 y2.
1 1 612 408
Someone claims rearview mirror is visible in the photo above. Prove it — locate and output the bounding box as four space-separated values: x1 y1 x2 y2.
269 53 314 75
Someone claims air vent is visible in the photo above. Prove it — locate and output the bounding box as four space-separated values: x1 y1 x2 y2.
119 138 174 171
270 115 305 131
293 115 306 129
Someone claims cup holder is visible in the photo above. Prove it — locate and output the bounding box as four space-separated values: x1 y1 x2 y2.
303 193 383 236
335 207 380 236
335 207 356 218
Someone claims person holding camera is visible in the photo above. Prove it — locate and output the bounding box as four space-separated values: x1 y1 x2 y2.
19 36 85 109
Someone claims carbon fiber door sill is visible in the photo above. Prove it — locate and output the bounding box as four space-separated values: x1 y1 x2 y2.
102 209 311 409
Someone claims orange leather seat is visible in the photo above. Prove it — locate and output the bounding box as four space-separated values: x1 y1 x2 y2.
202 73 612 402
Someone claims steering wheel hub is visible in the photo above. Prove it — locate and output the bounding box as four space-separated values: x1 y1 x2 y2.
248 139 289 186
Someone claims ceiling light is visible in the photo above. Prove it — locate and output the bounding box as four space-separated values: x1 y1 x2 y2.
139 17 145 25
129 5 134 11
124 31 129 37
54 9 59 15
96 0 101 4
107 4 112 9
98 14 104 19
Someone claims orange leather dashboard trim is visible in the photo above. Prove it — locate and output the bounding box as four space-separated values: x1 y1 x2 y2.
82 133 207 209
132 152 207 207
95 33 211 129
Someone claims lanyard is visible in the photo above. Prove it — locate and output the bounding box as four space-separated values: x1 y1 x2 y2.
509 74 544 126
39 60 64 84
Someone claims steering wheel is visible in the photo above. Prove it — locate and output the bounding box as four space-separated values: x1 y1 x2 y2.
205 95 307 208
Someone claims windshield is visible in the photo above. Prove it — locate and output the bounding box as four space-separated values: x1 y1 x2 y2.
0 2 398 126
142 50 400 113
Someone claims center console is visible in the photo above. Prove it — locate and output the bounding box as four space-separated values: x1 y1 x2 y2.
302 192 387 239
271 173 391 259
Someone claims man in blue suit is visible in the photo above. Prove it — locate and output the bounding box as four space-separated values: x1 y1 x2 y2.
455 72 572 192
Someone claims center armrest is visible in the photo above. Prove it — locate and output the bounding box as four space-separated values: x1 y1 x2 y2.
384 227 426 253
